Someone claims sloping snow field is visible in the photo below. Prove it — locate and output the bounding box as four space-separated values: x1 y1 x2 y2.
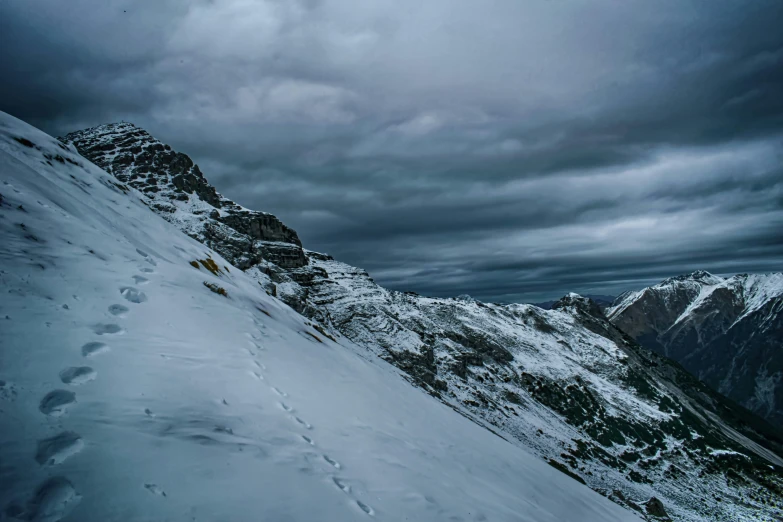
0 112 639 521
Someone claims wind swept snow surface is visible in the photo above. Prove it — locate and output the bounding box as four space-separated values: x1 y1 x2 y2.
0 112 639 521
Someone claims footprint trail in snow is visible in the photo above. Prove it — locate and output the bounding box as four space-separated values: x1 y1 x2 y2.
243 316 375 517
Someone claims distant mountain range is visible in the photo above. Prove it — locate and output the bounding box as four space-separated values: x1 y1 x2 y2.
54 119 783 521
607 270 783 429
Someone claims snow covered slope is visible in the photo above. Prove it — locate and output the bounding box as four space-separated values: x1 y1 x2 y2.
607 271 783 428
0 114 646 521
60 119 783 521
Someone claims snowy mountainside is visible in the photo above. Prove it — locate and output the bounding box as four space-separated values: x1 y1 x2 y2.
61 120 783 521
607 271 783 428
0 112 650 521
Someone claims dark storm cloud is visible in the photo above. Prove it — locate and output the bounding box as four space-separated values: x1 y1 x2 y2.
2 0 782 301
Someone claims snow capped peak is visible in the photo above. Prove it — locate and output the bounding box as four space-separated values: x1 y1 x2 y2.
658 270 723 287
559 292 589 304
552 293 604 317
62 121 153 150
65 120 145 135
607 271 725 321
652 270 782 328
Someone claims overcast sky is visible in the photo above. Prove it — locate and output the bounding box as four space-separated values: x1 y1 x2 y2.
2 0 782 302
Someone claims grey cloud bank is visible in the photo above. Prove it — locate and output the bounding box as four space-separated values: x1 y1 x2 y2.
2 0 782 302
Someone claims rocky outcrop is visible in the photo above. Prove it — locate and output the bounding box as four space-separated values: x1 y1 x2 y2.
62 123 306 269
607 271 783 428
645 497 671 520
63 123 783 522
552 292 607 318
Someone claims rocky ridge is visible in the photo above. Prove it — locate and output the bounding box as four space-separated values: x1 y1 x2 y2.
607 271 783 428
63 123 307 269
63 124 783 522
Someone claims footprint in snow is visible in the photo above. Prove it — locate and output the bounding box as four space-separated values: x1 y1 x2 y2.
213 425 233 435
35 431 84 466
323 455 341 469
294 417 312 430
81 341 109 357
249 371 264 381
279 402 293 412
59 366 96 386
249 341 266 352
356 501 375 516
132 275 149 285
144 484 166 497
39 390 76 416
139 267 155 274
332 477 351 494
271 387 288 398
120 286 147 303
136 249 157 266
253 361 266 370
301 435 314 445
108 304 129 317
92 323 124 335
244 332 259 341
13 476 81 522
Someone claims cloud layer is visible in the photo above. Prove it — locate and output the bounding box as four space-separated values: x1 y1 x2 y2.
3 0 782 301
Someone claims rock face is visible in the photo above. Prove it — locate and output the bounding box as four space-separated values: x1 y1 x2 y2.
607 271 783 428
62 123 306 269
64 124 783 522
645 497 671 520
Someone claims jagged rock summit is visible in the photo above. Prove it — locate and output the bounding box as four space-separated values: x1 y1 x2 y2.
63 122 307 269
61 120 783 521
